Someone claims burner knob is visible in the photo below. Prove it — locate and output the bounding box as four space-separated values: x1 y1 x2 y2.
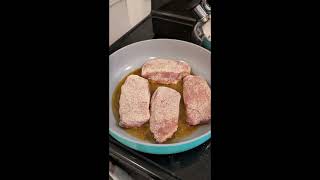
193 4 209 23
201 0 211 14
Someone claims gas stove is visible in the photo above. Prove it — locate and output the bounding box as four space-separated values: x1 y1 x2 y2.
109 3 213 180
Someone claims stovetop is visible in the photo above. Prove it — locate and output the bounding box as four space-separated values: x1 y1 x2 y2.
109 10 196 55
109 6 213 180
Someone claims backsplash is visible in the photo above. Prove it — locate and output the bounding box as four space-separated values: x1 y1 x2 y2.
109 0 151 46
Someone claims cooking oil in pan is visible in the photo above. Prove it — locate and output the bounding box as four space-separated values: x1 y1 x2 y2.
112 68 198 144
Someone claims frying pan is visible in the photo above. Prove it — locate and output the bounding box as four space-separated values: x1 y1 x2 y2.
109 39 211 154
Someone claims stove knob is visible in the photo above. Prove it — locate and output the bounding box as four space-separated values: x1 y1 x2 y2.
201 0 211 14
193 4 209 23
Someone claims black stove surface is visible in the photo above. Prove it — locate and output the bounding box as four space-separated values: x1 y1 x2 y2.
109 8 212 180
109 8 196 55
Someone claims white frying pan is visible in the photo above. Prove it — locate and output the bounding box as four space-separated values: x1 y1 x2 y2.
109 39 211 154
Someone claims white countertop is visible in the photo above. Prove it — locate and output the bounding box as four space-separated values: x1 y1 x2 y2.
109 0 151 46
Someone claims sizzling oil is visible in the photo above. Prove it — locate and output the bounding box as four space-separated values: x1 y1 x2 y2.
112 68 198 143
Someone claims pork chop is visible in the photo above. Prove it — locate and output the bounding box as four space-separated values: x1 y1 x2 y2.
150 86 181 143
183 75 211 125
119 75 150 128
141 59 191 84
